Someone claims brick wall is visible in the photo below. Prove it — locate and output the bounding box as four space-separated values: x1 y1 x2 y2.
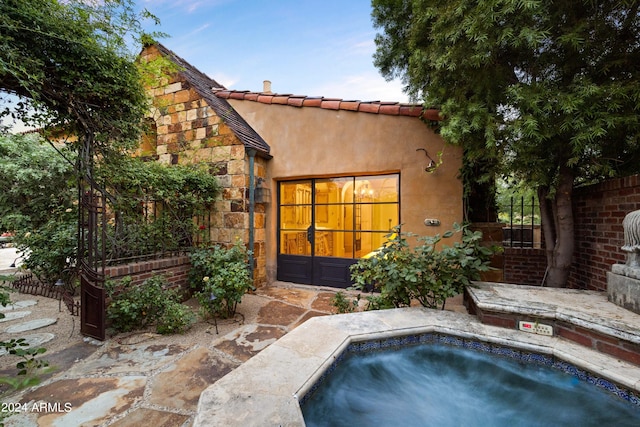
105 256 191 295
497 174 640 290
503 247 547 286
569 174 640 291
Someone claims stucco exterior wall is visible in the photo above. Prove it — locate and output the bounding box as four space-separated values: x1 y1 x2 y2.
228 100 463 282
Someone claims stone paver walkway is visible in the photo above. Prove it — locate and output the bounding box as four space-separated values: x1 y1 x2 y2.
0 283 350 427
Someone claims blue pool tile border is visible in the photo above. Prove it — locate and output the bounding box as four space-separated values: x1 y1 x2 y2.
298 332 640 408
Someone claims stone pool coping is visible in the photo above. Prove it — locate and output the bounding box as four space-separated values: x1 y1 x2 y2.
194 307 640 426
466 281 640 344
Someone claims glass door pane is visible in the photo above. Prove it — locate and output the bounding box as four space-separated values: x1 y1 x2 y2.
354 175 399 258
314 177 354 258
279 175 399 259
279 180 312 255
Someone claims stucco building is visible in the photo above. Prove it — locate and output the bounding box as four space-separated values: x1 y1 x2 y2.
140 43 463 289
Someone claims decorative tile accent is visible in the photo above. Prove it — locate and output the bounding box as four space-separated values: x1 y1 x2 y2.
491 345 522 361
519 351 554 367
438 335 464 347
463 340 492 353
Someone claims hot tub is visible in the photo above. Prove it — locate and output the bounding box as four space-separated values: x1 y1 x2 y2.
194 307 640 426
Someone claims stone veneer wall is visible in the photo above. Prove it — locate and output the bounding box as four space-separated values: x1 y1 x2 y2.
569 174 640 291
138 46 267 286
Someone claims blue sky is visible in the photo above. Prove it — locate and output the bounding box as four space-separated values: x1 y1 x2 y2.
139 0 409 102
2 1 409 132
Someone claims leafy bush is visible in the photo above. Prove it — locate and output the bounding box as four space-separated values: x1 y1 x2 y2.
2 133 222 285
349 224 495 310
156 300 195 335
0 134 77 234
106 275 194 334
190 242 254 319
0 134 78 286
15 207 77 286
331 291 360 314
98 156 222 257
1 292 50 399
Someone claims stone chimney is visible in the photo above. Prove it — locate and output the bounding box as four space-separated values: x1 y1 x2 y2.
263 80 272 94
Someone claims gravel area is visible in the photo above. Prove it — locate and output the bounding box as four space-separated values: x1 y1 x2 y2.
1 290 81 371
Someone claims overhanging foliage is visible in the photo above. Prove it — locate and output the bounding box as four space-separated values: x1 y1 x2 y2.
372 0 640 286
0 0 158 150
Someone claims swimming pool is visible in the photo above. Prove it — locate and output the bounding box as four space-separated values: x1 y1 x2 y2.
302 336 640 426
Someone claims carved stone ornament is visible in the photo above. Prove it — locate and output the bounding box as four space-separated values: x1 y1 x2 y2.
622 209 640 267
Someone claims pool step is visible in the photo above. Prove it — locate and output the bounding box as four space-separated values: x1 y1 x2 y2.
464 282 640 366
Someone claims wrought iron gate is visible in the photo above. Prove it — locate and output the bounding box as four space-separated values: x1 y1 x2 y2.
78 136 107 340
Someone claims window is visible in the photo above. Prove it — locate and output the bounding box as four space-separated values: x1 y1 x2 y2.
279 174 399 258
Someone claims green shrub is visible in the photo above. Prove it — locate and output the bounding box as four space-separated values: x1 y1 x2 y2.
1 292 51 398
14 208 77 286
156 300 195 335
106 275 194 334
349 224 495 310
331 291 360 314
190 242 254 319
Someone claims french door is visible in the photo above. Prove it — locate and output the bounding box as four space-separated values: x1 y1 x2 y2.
277 175 399 288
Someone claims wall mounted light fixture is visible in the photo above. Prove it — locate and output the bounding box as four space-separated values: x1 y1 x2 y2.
255 177 271 204
416 148 438 172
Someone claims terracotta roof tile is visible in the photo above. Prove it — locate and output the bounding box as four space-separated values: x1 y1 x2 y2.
321 99 341 110
287 96 305 107
229 91 247 100
339 101 360 111
214 90 442 121
272 95 290 105
379 104 401 115
302 98 323 107
399 105 423 117
422 109 442 121
358 103 380 114
257 94 273 104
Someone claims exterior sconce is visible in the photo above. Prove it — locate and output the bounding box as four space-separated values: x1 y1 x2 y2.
255 178 271 204
416 148 440 173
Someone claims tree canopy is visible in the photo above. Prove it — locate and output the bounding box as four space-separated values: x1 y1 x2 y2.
372 0 640 287
0 0 156 148
0 133 76 232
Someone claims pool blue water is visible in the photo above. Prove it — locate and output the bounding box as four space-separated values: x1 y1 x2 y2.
302 343 640 427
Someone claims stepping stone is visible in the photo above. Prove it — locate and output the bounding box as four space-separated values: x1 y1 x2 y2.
0 332 55 356
5 318 57 334
149 347 238 410
214 324 287 362
20 376 146 426
0 310 31 322
0 300 37 312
